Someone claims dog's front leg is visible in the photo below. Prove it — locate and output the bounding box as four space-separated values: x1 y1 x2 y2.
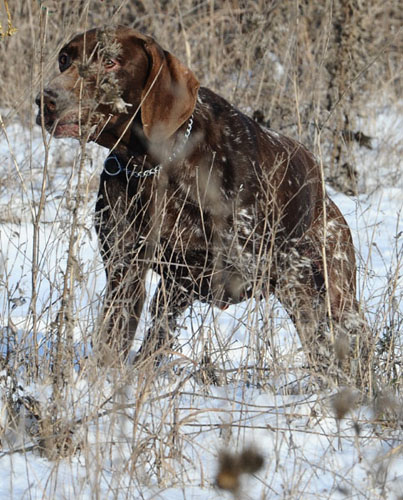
134 277 192 364
94 176 157 365
95 245 153 365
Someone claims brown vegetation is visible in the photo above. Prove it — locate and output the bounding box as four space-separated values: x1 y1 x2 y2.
0 1 401 498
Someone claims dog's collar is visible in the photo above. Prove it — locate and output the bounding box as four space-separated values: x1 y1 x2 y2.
103 154 162 178
103 115 194 178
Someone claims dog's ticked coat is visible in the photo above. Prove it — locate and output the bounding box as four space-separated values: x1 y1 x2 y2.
36 26 367 378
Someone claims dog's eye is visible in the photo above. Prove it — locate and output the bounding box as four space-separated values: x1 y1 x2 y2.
104 58 117 69
58 53 71 72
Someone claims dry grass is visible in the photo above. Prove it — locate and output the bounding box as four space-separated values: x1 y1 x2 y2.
0 0 402 498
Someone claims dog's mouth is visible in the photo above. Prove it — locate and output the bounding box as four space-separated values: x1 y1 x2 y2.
35 101 107 141
53 121 81 138
35 112 88 139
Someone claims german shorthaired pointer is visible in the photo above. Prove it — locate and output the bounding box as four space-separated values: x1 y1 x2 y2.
36 26 368 380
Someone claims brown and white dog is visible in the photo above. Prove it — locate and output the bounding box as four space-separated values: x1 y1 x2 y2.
36 26 368 379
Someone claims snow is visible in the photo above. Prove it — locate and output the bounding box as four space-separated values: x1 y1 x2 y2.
0 102 402 499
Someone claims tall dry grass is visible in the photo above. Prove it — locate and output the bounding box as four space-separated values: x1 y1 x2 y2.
0 1 402 498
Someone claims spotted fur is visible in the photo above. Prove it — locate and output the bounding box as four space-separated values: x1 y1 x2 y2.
36 27 369 380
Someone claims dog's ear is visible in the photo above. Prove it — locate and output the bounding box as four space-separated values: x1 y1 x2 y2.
140 39 199 142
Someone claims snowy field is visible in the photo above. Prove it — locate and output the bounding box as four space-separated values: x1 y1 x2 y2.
0 102 402 499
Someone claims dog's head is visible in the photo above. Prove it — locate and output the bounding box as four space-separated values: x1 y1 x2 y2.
35 26 199 144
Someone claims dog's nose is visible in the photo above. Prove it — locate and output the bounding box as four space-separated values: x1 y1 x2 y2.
35 89 58 113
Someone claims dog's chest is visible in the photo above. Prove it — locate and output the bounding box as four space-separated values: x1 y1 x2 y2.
158 193 214 249
159 190 259 258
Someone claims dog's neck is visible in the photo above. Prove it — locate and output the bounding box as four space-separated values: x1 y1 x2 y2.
100 114 194 179
98 113 194 172
94 114 146 156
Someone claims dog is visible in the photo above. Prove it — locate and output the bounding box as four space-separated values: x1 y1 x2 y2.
36 26 368 380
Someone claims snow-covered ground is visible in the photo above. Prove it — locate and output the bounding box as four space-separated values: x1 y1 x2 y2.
0 102 401 499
